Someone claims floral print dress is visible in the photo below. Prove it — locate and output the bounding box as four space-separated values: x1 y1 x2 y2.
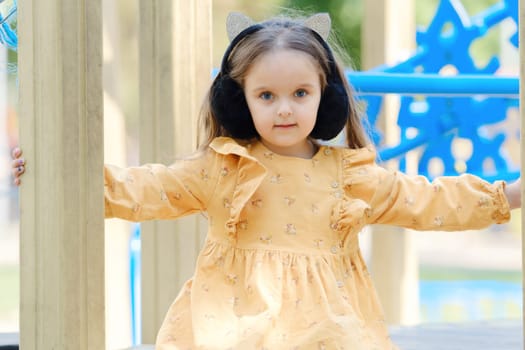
104 137 510 350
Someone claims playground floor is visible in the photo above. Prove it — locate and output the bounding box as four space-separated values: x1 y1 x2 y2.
118 320 522 350
2 320 523 349
390 320 522 350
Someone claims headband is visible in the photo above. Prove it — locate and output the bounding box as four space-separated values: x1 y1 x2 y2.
226 12 332 42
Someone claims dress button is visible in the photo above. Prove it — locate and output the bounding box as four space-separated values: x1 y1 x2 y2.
330 245 338 254
333 191 343 199
331 181 339 188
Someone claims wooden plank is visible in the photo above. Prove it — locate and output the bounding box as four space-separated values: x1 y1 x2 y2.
18 0 105 349
362 0 418 325
103 0 133 347
138 0 212 343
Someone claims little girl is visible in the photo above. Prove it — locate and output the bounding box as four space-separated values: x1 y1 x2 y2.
12 12 522 350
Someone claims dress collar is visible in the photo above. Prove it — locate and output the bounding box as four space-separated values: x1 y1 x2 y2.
209 137 258 160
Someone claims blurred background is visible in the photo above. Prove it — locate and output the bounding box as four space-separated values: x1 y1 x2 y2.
0 0 521 348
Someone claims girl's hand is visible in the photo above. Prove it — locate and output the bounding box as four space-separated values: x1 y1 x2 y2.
504 178 521 210
11 147 25 186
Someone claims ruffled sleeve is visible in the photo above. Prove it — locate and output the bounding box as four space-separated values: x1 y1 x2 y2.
342 147 511 231
104 148 221 222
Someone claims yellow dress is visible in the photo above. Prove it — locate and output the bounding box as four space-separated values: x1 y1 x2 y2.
104 137 510 350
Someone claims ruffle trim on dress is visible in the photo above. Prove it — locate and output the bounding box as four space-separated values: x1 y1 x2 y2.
210 137 268 241
330 197 371 236
329 147 375 250
341 145 377 190
491 180 511 223
334 146 377 233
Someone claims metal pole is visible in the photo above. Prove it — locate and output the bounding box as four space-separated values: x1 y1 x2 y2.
347 72 519 97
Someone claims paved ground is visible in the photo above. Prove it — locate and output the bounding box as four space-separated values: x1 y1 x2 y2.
390 320 522 350
0 333 17 346
119 320 523 349
1 321 522 349
116 320 523 349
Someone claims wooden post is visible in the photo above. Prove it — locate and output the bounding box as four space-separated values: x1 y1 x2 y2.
138 0 212 343
362 0 418 325
18 0 105 349
103 0 133 347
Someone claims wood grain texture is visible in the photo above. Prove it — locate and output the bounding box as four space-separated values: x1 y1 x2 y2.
18 0 105 348
138 0 212 343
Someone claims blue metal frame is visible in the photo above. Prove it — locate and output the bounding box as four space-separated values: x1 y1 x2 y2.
347 72 518 97
0 0 17 49
358 0 520 182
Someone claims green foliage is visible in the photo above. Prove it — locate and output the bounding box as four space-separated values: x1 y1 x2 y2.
282 0 363 68
280 0 504 70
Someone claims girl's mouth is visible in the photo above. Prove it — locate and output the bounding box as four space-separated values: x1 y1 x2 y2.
274 124 296 128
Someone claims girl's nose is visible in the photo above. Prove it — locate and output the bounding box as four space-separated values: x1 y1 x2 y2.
277 101 292 117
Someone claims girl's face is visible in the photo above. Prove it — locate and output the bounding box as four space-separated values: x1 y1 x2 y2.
243 49 322 158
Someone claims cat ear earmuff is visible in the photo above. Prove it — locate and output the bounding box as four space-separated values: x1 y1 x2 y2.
210 12 350 141
210 22 263 139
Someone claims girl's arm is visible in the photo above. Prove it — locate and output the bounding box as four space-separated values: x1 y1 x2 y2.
104 150 221 222
11 147 221 222
365 169 517 230
345 156 518 231
343 147 521 231
504 178 522 210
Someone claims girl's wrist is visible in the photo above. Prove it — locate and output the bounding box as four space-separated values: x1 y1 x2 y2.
504 179 522 210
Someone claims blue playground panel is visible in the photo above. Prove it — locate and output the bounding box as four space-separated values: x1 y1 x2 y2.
0 0 17 49
357 0 520 182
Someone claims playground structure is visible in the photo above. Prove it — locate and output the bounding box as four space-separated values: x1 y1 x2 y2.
0 0 522 349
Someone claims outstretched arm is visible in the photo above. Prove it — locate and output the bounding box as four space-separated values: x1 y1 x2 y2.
504 178 522 210
104 152 220 222
11 146 222 222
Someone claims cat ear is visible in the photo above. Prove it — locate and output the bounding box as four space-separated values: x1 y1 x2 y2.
303 13 331 40
226 12 256 41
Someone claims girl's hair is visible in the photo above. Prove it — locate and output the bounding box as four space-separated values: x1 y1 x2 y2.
198 15 370 150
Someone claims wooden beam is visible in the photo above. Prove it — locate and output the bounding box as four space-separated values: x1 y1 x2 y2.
138 0 212 343
362 0 418 325
18 0 105 349
103 0 133 347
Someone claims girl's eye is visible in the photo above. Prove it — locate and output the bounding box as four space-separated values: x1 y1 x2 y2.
295 89 307 98
260 92 273 100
